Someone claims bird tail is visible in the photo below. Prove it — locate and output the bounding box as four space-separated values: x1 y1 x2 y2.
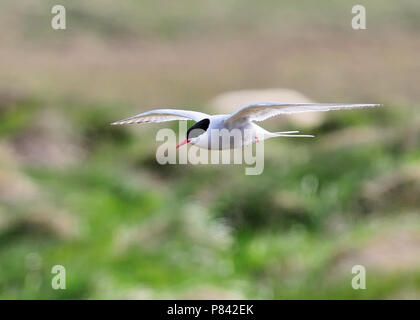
267 131 315 138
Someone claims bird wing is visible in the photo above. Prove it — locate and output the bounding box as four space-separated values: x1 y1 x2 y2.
111 109 209 125
225 102 382 125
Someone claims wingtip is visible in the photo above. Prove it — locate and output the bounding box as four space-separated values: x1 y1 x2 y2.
110 120 128 125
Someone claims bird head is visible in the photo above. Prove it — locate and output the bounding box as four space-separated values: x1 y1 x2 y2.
176 118 210 148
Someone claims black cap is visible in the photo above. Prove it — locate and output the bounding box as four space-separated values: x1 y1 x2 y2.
187 118 210 139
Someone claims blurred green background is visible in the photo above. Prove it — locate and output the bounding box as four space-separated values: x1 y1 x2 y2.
1 0 420 299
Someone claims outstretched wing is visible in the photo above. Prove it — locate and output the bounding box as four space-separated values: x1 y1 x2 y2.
226 102 382 125
111 109 209 125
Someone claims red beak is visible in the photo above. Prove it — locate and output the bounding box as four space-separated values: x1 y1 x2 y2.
176 138 190 149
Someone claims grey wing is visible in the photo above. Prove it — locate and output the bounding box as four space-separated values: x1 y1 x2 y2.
225 102 382 125
111 109 209 125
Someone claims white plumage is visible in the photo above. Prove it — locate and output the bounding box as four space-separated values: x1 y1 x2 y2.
111 109 209 125
112 102 382 149
226 102 381 124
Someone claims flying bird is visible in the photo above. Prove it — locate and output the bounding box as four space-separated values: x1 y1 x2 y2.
111 102 381 150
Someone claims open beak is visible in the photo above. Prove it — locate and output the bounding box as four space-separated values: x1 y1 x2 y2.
176 138 190 149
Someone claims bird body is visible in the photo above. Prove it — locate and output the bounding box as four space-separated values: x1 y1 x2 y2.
111 102 381 150
188 114 260 150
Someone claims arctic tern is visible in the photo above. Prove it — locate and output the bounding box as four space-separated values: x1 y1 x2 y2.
111 102 381 150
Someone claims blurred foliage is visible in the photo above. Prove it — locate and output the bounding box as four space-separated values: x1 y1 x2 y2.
0 0 420 299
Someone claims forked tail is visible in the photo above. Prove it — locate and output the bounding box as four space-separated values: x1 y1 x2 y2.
267 131 315 138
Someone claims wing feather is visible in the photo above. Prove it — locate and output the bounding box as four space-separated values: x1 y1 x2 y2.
111 109 209 125
226 102 382 125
